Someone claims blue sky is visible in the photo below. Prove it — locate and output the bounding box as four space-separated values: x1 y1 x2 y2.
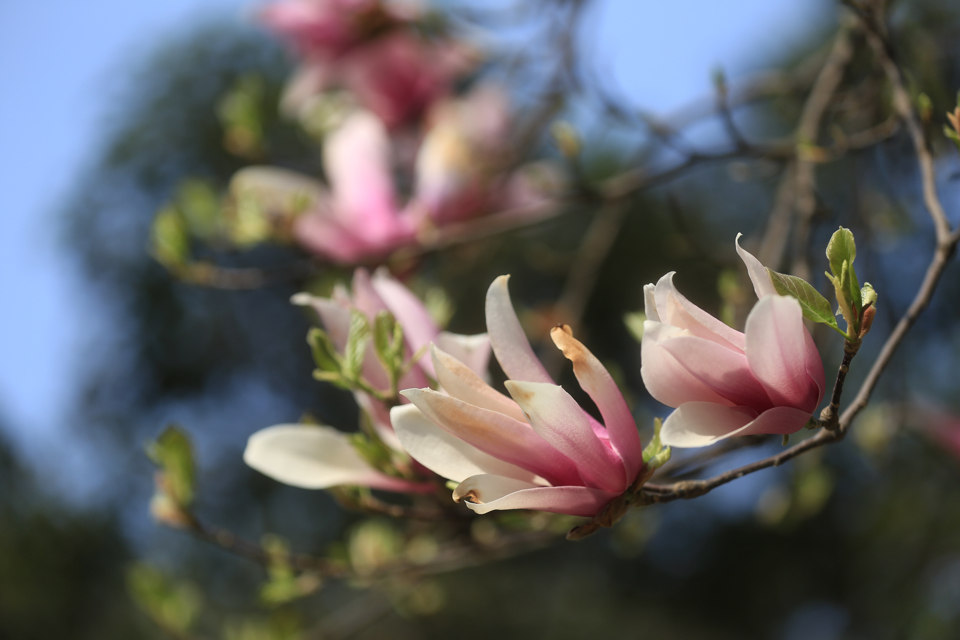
0 0 827 488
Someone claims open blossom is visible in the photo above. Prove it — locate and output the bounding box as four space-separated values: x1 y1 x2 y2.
641 236 825 448
232 97 554 264
261 0 473 127
390 276 644 517
243 268 490 492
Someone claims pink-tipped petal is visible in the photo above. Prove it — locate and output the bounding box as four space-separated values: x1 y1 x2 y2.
390 405 538 483
504 380 627 492
550 326 644 483
653 272 746 351
243 424 430 492
430 345 527 422
736 233 777 298
485 276 553 383
401 388 580 486
453 475 619 516
433 332 491 379
641 322 739 408
745 296 821 411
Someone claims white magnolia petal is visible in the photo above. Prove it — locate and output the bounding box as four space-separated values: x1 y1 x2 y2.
736 233 777 298
244 424 412 491
434 332 492 379
643 283 660 322
453 474 618 517
390 405 538 483
659 403 758 448
485 275 553 383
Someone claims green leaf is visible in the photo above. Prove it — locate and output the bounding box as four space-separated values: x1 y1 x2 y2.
825 227 856 279
146 425 195 508
372 311 405 374
307 327 341 372
343 310 371 381
766 269 838 328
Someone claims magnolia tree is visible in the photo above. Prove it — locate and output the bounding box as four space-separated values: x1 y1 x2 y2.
134 0 960 635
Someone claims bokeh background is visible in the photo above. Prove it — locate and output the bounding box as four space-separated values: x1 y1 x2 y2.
4 0 960 638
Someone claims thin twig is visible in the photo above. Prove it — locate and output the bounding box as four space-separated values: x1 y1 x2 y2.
850 0 953 243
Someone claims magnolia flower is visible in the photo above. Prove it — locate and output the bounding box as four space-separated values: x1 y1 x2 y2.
233 102 554 264
390 276 645 517
261 0 474 128
243 268 490 492
641 236 825 448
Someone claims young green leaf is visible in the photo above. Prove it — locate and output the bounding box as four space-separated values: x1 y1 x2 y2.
826 227 856 279
343 310 371 381
766 269 838 328
307 327 341 372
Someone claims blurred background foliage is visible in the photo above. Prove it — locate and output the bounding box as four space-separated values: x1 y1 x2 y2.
6 1 960 638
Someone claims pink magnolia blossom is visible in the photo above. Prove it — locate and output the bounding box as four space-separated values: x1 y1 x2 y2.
390 276 645 517
243 268 489 492
234 101 556 264
262 0 475 128
641 236 826 448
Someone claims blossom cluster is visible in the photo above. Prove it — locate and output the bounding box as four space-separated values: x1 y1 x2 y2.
245 238 827 520
229 0 555 264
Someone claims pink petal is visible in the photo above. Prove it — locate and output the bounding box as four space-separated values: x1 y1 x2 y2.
485 276 553 383
550 326 644 483
433 332 491 379
653 272 746 352
453 474 619 516
504 381 627 492
401 388 580 486
390 405 538 483
369 268 439 373
641 322 739 409
243 424 431 492
736 233 777 298
658 334 774 411
745 296 822 411
292 211 374 263
430 345 527 422
323 111 400 235
660 402 815 448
